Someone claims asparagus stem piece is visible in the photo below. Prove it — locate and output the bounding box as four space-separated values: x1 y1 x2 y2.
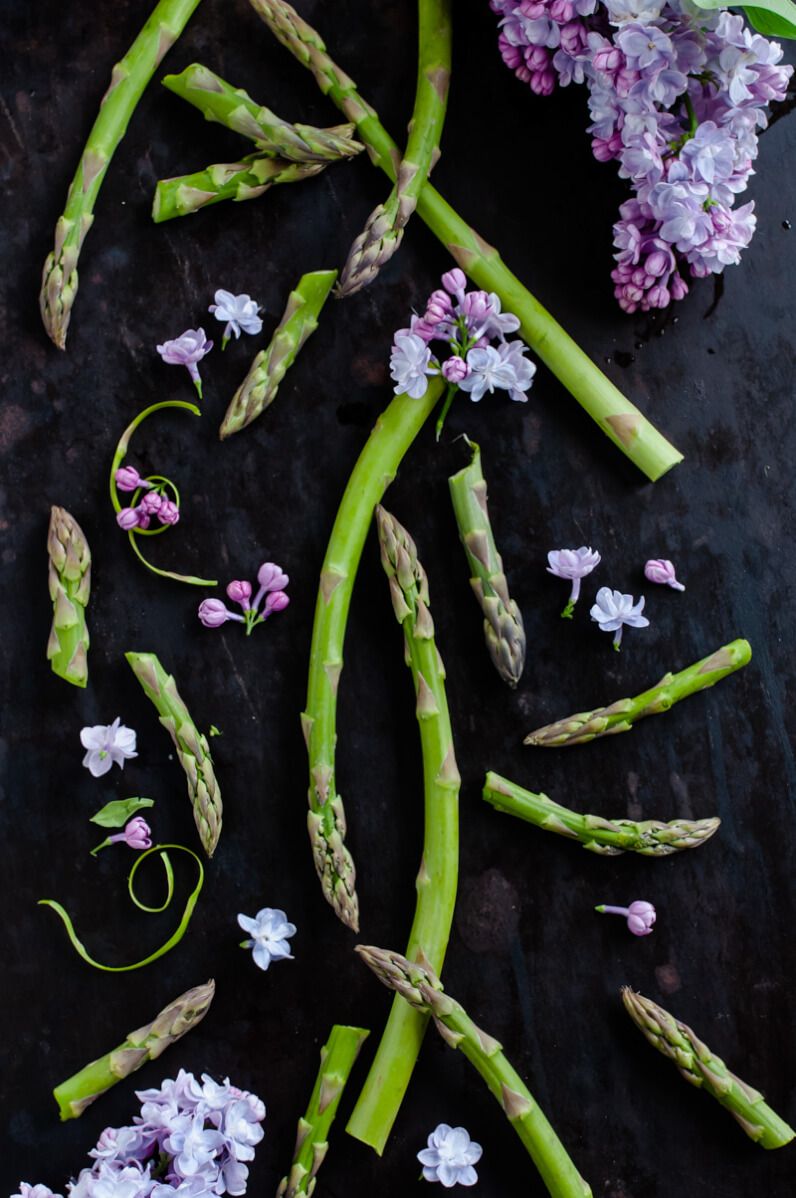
303 376 446 931
622 988 795 1149
53 979 215 1120
347 508 460 1154
219 270 337 439
277 1024 369 1197
125 652 222 857
448 438 525 687
357 947 593 1197
153 154 327 222
162 63 362 161
39 0 202 349
524 639 752 747
483 771 720 856
337 0 451 296
47 506 91 688
247 0 682 482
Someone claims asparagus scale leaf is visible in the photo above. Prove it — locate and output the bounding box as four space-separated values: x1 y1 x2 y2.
47 505 91 688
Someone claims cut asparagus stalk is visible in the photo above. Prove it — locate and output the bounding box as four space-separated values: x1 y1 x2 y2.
277 1024 369 1197
483 772 720 855
622 988 795 1149
302 377 446 931
39 0 203 348
357 946 593 1197
47 506 91 688
162 63 362 161
246 0 682 482
153 154 327 222
346 508 460 1154
126 652 222 857
525 639 752 747
448 439 525 687
337 0 451 296
219 270 337 439
53 979 214 1119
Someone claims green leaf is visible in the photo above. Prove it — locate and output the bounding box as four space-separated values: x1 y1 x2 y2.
689 0 796 37
89 796 154 828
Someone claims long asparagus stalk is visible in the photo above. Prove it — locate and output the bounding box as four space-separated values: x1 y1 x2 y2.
153 154 327 222
622 988 795 1149
39 0 203 349
357 946 593 1197
277 1024 369 1197
347 508 460 1154
162 63 362 161
524 639 752 747
247 0 682 482
337 0 451 296
47 506 91 688
126 652 222 857
483 772 720 855
448 439 525 687
302 377 446 930
220 270 337 439
53 979 215 1120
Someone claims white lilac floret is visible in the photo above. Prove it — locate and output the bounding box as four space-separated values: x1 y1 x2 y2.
198 561 290 636
156 328 213 398
596 899 657 935
417 1123 483 1187
237 907 296 971
590 586 649 649
80 718 138 778
546 546 601 617
208 289 263 349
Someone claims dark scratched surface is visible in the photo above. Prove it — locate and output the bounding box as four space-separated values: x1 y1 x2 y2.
1 0 795 1193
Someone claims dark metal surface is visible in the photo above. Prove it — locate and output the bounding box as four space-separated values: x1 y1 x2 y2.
1 0 795 1193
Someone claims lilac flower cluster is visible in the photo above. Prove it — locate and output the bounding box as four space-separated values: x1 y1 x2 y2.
198 561 289 636
116 466 180 531
490 0 792 311
390 268 535 410
12 1070 265 1198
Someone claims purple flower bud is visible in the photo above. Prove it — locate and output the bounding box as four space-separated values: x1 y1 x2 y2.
256 562 289 592
198 598 235 628
116 507 142 531
442 356 469 384
441 268 467 297
460 290 493 329
115 466 151 493
597 900 656 936
136 512 152 530
227 580 253 609
644 558 685 591
157 499 180 526
427 289 453 316
139 491 163 516
264 590 290 616
109 816 152 851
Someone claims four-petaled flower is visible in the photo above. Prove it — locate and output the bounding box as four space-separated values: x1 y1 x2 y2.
590 586 649 650
238 907 296 971
390 330 436 399
547 546 602 618
208 289 263 348
597 900 657 936
156 328 213 398
80 718 138 778
418 1124 483 1188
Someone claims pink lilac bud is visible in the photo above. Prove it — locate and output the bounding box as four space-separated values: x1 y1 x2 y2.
460 290 493 329
257 562 289 591
198 598 243 628
644 558 685 591
139 490 163 516
549 0 574 21
157 499 180 526
264 590 290 616
597 901 656 937
116 507 142 531
427 289 453 317
115 466 151 493
227 579 253 609
109 817 152 850
441 268 466 297
412 316 439 342
136 512 152 530
442 356 469 384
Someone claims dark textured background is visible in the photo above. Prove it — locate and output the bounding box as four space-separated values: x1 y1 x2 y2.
2 0 795 1193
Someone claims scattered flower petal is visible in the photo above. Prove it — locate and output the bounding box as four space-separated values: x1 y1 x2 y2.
238 907 296 971
418 1123 483 1188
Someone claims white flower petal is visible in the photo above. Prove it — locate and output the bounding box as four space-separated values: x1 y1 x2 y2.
417 1149 441 1167
457 1165 479 1186
265 940 293 961
80 726 105 750
251 942 273 971
237 914 259 935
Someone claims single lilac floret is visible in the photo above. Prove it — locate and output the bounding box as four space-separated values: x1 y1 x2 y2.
198 598 245 629
238 907 296 971
597 899 657 935
417 1123 483 1187
115 466 152 493
644 557 685 590
390 330 437 399
156 329 213 398
546 546 601 617
590 586 649 649
80 718 137 778
209 289 263 348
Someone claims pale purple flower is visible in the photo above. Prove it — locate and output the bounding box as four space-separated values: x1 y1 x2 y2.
156 329 213 398
164 1110 225 1178
482 292 521 339
644 557 685 590
263 590 290 616
115 466 151 493
221 1098 266 1160
112 816 152 850
89 1124 149 1162
157 498 180 526
208 289 263 347
81 718 138 778
605 0 665 25
238 907 296 971
442 355 469 384
418 1124 483 1188
227 580 253 609
495 339 536 401
139 490 163 516
198 598 245 629
460 289 494 335
458 345 517 403
117 506 143 531
590 586 649 649
547 546 601 616
597 899 656 936
390 330 435 399
680 121 735 185
12 1186 64 1198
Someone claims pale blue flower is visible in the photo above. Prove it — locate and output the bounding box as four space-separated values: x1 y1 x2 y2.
238 907 296 971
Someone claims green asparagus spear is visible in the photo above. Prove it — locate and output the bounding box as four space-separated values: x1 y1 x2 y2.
125 652 222 857
303 377 446 930
448 439 525 687
277 1024 369 1197
47 506 91 688
483 772 720 855
162 63 362 162
357 946 593 1197
39 0 202 349
153 154 326 222
53 979 215 1120
524 639 752 747
219 270 337 439
622 988 795 1149
246 0 682 483
337 0 451 296
347 508 460 1154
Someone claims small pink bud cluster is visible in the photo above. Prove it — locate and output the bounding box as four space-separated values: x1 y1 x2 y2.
198 561 290 636
115 466 179 530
